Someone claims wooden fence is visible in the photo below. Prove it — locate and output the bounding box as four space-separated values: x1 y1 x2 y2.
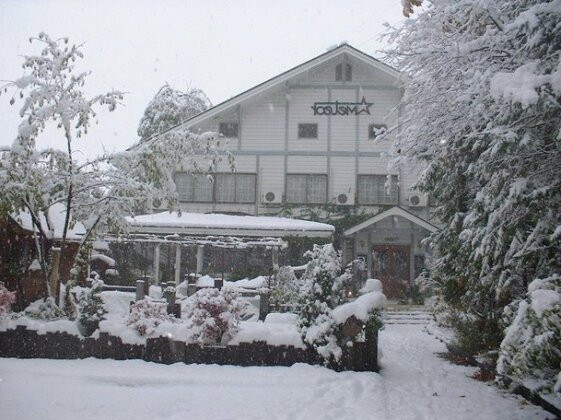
0 325 378 372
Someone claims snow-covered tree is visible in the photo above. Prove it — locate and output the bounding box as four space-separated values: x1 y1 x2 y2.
0 33 230 307
498 275 561 394
384 0 561 384
137 83 211 142
297 244 353 363
77 278 106 334
271 266 302 308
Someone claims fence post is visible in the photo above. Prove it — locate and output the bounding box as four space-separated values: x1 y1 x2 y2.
187 274 197 297
163 283 180 318
259 290 270 321
135 280 145 301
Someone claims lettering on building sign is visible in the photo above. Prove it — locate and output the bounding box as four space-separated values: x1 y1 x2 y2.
311 96 373 116
384 237 399 242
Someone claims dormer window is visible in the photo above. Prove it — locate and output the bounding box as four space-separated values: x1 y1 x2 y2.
335 63 352 81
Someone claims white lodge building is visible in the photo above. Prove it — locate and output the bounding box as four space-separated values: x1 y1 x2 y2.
165 44 438 298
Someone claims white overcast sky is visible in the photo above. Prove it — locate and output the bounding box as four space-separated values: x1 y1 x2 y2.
0 0 404 159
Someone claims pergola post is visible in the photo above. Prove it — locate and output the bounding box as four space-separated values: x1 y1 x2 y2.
153 243 161 285
174 243 181 285
272 246 279 272
196 245 204 275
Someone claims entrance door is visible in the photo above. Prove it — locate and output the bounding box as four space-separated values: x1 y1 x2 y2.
372 245 410 299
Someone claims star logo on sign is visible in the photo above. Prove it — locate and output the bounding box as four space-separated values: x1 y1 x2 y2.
356 96 373 115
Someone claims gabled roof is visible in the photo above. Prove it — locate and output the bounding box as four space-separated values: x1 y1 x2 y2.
344 206 438 236
150 44 401 140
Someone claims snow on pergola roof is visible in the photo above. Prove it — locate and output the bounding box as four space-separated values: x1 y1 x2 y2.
126 212 334 239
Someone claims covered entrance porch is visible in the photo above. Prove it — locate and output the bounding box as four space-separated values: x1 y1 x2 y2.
343 207 438 300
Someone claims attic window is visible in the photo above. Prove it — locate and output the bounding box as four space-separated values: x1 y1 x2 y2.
335 63 352 81
219 122 239 138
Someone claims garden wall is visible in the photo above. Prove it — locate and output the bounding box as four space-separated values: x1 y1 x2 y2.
0 326 378 372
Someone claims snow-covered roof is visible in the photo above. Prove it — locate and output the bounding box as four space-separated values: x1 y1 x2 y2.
126 212 334 238
10 203 85 241
344 206 439 236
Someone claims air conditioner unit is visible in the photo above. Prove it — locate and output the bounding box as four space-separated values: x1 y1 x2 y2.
408 192 428 208
334 190 355 206
262 191 282 204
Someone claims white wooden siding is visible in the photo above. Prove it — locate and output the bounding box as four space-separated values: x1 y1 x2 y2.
287 155 327 173
330 156 356 203
330 89 358 152
258 155 284 196
358 156 393 174
287 88 328 151
349 58 400 86
241 91 285 151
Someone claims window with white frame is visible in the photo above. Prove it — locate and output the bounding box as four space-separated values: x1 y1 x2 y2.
215 173 256 203
175 173 213 202
357 175 398 205
175 172 256 203
286 174 327 204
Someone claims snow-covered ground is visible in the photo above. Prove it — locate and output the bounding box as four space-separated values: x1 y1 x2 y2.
0 324 549 420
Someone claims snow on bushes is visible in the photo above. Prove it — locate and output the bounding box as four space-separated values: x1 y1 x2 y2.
127 299 171 337
24 297 65 320
0 282 16 317
297 244 384 364
332 281 386 325
77 279 106 335
271 266 301 308
184 286 248 345
497 275 561 395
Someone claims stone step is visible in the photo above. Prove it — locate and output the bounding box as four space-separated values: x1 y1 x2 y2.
384 321 431 325
383 307 432 325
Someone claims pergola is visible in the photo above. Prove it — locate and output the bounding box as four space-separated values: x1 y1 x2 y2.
108 212 334 285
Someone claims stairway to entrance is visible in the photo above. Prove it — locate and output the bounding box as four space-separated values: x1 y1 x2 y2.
383 305 432 325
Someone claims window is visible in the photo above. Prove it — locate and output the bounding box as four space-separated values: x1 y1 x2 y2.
219 122 239 138
335 63 352 81
215 173 256 203
357 175 398 205
286 174 327 204
298 123 318 139
368 124 388 139
175 172 256 203
175 173 213 202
